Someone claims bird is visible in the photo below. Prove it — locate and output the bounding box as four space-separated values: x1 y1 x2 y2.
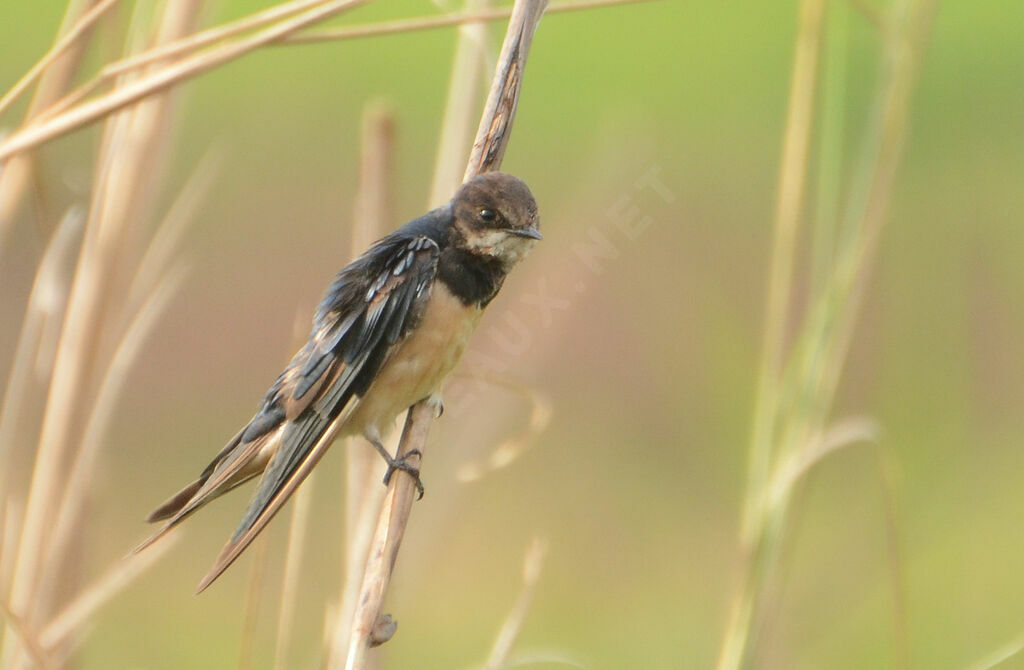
139 172 541 592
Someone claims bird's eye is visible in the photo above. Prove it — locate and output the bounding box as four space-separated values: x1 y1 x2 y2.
479 209 497 223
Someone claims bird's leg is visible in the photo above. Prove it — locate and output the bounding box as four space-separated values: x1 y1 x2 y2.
381 447 424 500
364 430 424 499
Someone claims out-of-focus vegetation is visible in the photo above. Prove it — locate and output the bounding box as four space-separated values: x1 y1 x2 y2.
1 1 1024 668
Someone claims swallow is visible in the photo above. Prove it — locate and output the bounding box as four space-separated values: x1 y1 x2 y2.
139 172 540 592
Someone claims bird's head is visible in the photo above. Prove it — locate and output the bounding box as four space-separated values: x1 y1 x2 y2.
450 172 541 269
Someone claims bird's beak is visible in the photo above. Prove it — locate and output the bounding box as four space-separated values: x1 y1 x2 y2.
510 226 543 240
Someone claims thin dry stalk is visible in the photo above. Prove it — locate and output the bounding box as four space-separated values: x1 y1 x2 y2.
34 0 647 137
0 603 54 670
273 477 315 670
1 3 202 665
740 0 826 546
343 2 548 666
0 0 99 247
39 268 188 607
343 402 433 670
124 148 220 314
238 536 270 670
462 0 548 182
429 0 494 208
0 0 121 119
967 635 1024 670
482 537 547 670
0 0 369 163
324 104 395 669
718 0 934 667
0 502 20 602
37 534 179 650
102 0 337 79
716 3 825 669
874 447 908 670
0 209 83 510
454 373 552 483
285 0 649 46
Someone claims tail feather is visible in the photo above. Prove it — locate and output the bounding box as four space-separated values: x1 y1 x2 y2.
146 478 204 523
136 426 265 554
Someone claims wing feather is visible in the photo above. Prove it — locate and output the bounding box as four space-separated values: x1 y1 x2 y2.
194 235 439 590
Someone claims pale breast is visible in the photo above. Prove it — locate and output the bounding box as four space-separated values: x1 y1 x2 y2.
347 283 482 438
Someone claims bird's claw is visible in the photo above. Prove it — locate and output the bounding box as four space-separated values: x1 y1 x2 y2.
382 449 425 499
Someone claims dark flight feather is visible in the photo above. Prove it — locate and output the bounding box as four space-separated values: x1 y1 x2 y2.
192 234 440 591
141 172 541 590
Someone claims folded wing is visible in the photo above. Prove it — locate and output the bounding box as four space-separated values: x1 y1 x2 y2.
142 235 439 591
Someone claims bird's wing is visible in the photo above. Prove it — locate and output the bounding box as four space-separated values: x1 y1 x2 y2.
194 235 440 592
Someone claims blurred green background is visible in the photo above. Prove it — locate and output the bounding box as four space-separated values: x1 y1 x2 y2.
2 1 1024 668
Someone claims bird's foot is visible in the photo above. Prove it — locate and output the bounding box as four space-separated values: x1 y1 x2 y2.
382 449 424 499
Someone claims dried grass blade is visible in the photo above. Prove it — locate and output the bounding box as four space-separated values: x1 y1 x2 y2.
455 373 551 483
967 635 1024 670
103 0 337 79
429 0 493 208
125 148 221 313
0 601 54 670
0 208 83 512
0 0 121 120
482 537 547 670
0 0 100 248
286 0 653 45
38 533 180 650
740 0 826 545
273 477 315 670
40 267 188 603
3 4 203 663
0 0 369 163
238 536 270 670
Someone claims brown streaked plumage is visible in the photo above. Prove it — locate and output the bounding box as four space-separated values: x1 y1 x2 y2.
139 172 540 592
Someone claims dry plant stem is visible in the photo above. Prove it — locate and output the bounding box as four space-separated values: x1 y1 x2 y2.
286 0 648 45
2 4 202 666
83 0 643 78
454 371 552 482
38 534 179 650
463 0 548 181
0 209 83 511
344 2 547 666
273 478 315 670
718 1 933 668
102 0 337 78
0 0 368 163
325 105 394 669
483 537 547 670
429 0 493 208
0 503 19 603
968 634 1024 670
0 603 53 670
124 148 221 314
34 0 639 133
716 3 824 670
0 0 644 165
741 0 826 545
39 269 187 606
875 448 908 670
238 537 270 670
0 0 121 119
0 0 98 247
344 403 433 670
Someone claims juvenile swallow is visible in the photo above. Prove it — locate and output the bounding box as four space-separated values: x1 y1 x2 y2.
140 172 540 591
